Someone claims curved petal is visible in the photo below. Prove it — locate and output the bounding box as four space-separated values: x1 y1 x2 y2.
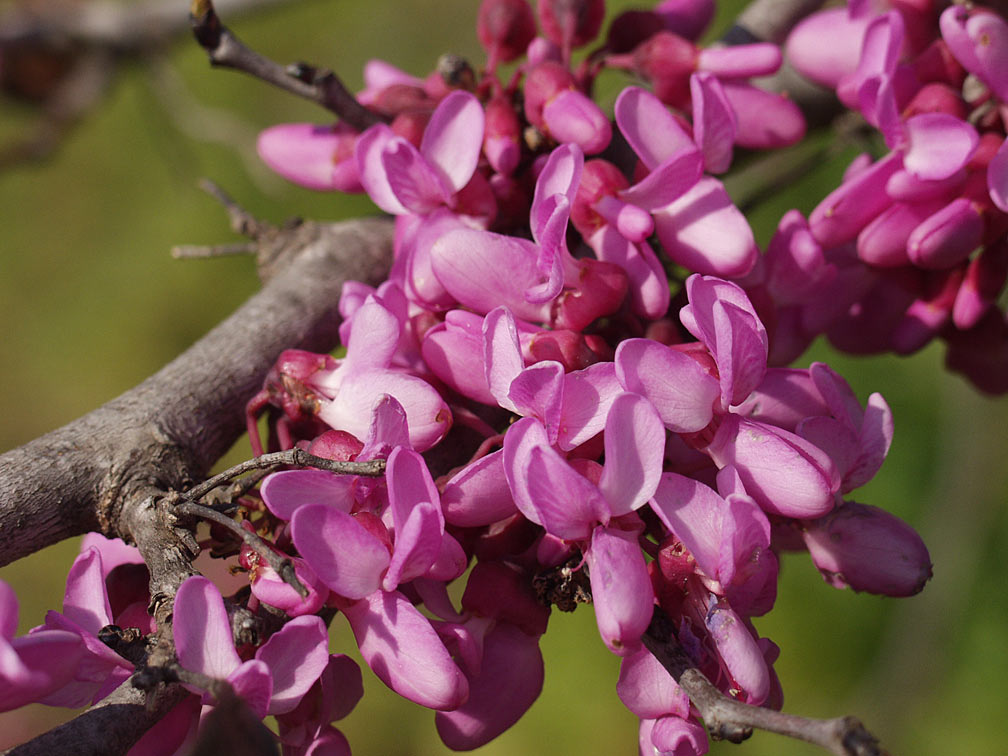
343 590 469 710
615 86 696 170
260 469 354 521
586 525 653 656
690 72 736 174
598 393 665 515
62 548 113 635
901 113 979 181
173 576 240 681
615 339 719 432
441 450 518 527
355 125 409 215
421 90 485 193
435 623 544 750
257 615 330 716
291 504 390 600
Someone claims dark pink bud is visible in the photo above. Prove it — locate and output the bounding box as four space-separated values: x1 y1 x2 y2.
902 82 968 121
606 11 663 54
389 110 431 148
953 239 1008 330
570 159 630 236
478 0 537 67
370 84 436 119
528 329 602 370
307 430 364 461
537 0 605 52
552 259 628 330
907 197 984 269
802 502 932 597
484 95 523 175
610 31 697 109
523 60 576 128
944 308 1008 394
891 267 964 354
908 38 966 89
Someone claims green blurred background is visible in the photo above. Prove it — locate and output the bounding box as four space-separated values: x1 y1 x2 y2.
1 0 1007 753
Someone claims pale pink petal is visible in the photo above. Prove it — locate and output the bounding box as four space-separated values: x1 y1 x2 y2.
227 659 273 718
381 139 453 214
809 152 902 247
483 306 525 412
706 415 838 518
901 113 979 182
650 472 724 580
588 228 670 319
503 417 607 539
320 369 451 452
384 501 444 590
690 72 736 174
343 590 469 710
646 715 709 756
0 630 84 712
803 502 932 596
173 576 240 681
705 601 769 703
586 525 653 655
342 297 401 373
441 450 518 527
431 229 553 322
256 615 330 715
260 469 353 521
616 646 690 719
786 8 869 89
61 548 113 635
541 89 612 155
421 90 485 193
653 177 759 277
598 393 665 516
615 86 696 170
718 81 805 150
291 505 390 600
257 123 361 192
508 361 566 443
697 43 780 78
557 361 624 450
615 339 719 432
619 149 704 210
988 138 1008 212
354 125 410 214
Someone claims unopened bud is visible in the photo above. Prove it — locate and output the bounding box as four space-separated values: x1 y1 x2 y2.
803 501 932 596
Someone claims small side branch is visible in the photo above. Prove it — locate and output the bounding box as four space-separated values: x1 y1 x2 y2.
642 608 885 756
189 0 384 131
185 448 387 502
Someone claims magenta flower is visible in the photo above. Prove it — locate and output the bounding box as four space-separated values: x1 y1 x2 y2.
355 89 485 216
0 579 84 712
173 576 330 718
615 86 758 278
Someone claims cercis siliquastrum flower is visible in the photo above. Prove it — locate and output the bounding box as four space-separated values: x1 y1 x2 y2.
6 1 968 754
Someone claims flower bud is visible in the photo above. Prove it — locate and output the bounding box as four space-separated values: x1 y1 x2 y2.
537 0 605 53
478 0 537 68
802 501 932 596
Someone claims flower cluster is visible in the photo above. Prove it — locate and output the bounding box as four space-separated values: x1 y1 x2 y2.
780 0 1008 391
3 0 974 754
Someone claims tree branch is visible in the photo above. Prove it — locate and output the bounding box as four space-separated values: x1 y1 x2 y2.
0 212 394 568
188 0 385 131
642 608 886 756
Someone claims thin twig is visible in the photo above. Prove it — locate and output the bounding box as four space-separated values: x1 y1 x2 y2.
185 448 387 502
642 608 885 756
172 242 259 259
173 498 308 597
189 0 385 131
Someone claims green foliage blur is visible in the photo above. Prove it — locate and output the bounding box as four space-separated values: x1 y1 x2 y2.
1 0 1006 753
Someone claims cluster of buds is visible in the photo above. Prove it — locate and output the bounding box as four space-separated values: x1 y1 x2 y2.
6 0 986 754
775 1 1008 391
